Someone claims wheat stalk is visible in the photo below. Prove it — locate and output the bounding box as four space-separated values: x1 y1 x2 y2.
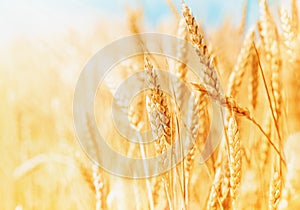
252 44 286 166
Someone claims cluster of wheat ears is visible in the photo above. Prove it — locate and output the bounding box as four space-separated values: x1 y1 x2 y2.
1 0 300 209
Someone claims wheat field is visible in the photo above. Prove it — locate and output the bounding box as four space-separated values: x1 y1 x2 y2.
1 0 300 209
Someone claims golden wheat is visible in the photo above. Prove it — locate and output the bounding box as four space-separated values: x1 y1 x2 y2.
3 0 300 209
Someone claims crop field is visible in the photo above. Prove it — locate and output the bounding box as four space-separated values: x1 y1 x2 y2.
0 0 300 209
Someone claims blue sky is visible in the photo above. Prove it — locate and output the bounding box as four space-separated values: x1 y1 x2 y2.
0 0 286 42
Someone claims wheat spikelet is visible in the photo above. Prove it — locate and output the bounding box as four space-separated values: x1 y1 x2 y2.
280 9 296 63
92 164 104 210
206 167 222 210
75 154 95 193
220 164 231 208
128 95 145 132
183 145 196 206
172 17 188 110
152 177 164 207
269 171 282 210
227 29 255 97
85 114 102 163
182 2 222 99
207 152 231 210
187 90 210 151
84 115 107 210
280 6 300 132
226 115 241 209
176 17 188 80
145 56 173 209
259 0 283 124
184 90 209 205
182 2 207 54
145 56 172 150
258 0 277 51
270 43 282 127
259 115 272 169
248 46 259 110
257 21 265 47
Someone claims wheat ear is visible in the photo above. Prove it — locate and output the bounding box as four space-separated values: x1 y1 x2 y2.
206 167 222 210
207 150 231 210
269 170 282 210
184 90 209 206
248 45 259 111
92 164 104 210
227 29 255 97
145 56 173 209
172 16 188 110
280 9 296 63
259 0 283 124
145 56 172 149
258 115 272 169
226 115 241 209
182 2 222 99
